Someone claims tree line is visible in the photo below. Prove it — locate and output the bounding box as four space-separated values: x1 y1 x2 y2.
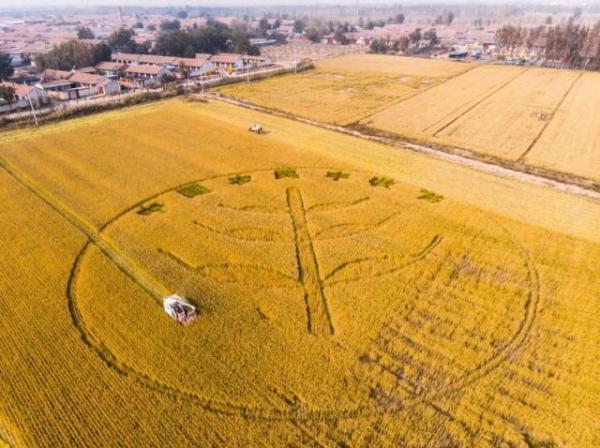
496 21 600 69
33 20 257 72
369 28 439 55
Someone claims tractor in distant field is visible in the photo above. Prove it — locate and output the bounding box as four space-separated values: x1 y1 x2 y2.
248 123 265 135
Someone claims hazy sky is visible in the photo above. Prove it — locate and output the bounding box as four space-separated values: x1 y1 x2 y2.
1 0 594 10
5 0 594 7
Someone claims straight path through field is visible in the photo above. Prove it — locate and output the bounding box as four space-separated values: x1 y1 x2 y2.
287 186 334 336
0 154 170 303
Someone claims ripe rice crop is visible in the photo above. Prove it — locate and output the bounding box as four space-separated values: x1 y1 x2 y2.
0 98 598 446
218 54 471 125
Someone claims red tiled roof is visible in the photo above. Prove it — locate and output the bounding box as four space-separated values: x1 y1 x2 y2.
174 57 211 68
1 82 35 97
43 69 72 80
96 61 127 71
209 53 243 64
68 72 104 85
124 64 164 75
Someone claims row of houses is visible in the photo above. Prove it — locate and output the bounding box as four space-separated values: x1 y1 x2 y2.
110 52 273 77
0 68 121 112
0 51 275 113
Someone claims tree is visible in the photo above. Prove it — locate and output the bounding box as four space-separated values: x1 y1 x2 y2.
176 10 188 19
147 24 157 31
247 45 261 56
397 36 410 52
334 29 349 45
228 23 253 54
370 39 383 53
155 30 191 57
305 26 324 43
0 85 15 104
133 21 144 29
160 20 181 31
76 26 94 40
423 29 439 46
93 42 112 63
409 28 422 44
293 19 305 34
108 28 137 53
0 52 14 80
546 16 553 25
388 13 405 24
258 17 270 37
34 40 97 70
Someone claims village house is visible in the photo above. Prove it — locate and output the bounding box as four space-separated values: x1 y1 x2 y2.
209 53 245 73
111 52 214 78
95 61 127 79
39 69 121 100
0 81 48 113
123 64 174 87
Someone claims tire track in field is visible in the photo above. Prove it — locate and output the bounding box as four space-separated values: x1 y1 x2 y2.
517 72 584 162
61 168 540 428
0 154 170 305
402 220 541 406
287 186 335 336
432 68 529 137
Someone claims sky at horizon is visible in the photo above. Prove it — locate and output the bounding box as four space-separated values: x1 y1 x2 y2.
2 0 596 10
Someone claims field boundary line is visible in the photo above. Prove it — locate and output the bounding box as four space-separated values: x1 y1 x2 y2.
517 72 584 162
346 63 480 125
432 68 529 137
206 94 600 199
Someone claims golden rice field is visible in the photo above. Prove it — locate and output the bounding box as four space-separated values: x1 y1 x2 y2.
218 54 471 125
220 54 600 182
0 98 598 446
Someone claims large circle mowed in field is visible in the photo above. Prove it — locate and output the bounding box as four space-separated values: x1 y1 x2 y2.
72 168 535 416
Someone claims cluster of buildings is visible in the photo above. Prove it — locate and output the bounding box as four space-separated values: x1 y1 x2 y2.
0 51 273 113
109 52 272 88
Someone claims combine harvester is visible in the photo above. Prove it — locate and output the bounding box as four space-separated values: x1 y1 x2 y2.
248 123 265 134
0 154 196 326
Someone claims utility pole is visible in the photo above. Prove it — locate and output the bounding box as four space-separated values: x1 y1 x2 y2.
26 93 39 127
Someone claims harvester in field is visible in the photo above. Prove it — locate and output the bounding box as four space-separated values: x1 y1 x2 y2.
248 123 265 134
163 295 197 326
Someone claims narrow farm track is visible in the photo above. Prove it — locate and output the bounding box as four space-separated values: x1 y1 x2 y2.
208 93 600 201
0 154 170 303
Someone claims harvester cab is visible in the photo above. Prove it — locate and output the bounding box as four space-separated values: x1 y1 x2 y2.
163 295 197 326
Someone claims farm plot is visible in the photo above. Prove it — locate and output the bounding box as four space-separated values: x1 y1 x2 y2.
432 68 581 160
524 72 600 180
363 64 526 140
0 99 598 446
218 54 471 125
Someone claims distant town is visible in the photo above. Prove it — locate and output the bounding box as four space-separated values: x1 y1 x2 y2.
1 3 600 118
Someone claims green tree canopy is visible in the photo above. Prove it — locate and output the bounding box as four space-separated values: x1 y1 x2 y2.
76 26 94 40
0 52 14 80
